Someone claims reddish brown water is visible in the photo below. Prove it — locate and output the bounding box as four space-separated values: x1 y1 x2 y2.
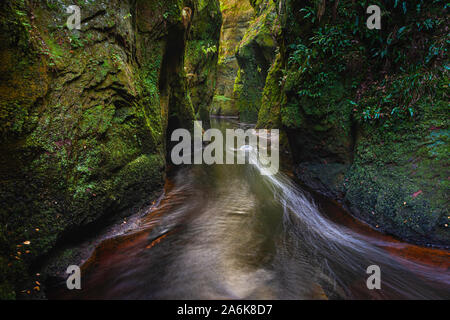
48 119 450 300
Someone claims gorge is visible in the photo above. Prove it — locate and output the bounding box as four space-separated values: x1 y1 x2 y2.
0 0 448 300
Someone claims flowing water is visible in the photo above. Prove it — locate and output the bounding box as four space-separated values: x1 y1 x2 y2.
49 118 450 300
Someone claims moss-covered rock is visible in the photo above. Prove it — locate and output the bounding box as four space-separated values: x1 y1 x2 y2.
0 0 204 299
257 0 449 246
185 0 222 125
210 0 254 117
256 53 284 129
233 0 280 122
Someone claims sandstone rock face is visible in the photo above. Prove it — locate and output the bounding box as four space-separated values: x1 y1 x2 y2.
233 0 280 122
185 0 222 125
0 0 220 298
210 0 254 117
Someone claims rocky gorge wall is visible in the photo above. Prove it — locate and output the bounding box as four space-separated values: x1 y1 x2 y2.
255 0 449 247
233 0 280 122
211 0 448 247
211 0 280 122
210 0 254 117
0 0 448 300
0 0 220 299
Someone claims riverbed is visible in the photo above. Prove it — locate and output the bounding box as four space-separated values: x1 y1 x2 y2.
47 118 450 300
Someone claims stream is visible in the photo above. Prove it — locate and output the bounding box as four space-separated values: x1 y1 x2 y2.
48 118 450 300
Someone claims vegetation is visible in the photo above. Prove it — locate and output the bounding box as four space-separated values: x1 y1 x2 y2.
0 0 448 300
233 0 279 122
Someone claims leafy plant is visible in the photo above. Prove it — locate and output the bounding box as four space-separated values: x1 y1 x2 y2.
201 44 217 56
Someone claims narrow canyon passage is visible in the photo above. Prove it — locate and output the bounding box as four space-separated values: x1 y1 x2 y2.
48 119 450 300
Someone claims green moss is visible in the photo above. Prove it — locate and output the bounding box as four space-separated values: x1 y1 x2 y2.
270 0 449 245
233 0 279 122
0 0 214 298
185 0 222 123
344 163 446 244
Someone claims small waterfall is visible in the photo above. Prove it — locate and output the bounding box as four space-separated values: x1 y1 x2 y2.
49 119 450 300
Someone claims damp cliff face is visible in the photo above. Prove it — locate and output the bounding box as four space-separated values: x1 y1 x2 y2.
256 0 449 246
233 0 280 122
0 0 220 299
210 0 254 117
185 0 222 125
